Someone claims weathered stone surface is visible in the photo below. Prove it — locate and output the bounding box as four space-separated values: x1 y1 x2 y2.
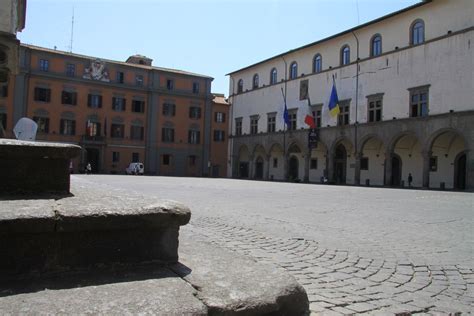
0 182 191 277
0 139 81 194
0 268 208 315
174 235 309 315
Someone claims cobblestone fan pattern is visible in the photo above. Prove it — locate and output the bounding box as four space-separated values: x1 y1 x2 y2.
187 217 474 315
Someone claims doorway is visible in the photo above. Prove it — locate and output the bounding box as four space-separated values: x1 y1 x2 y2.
334 144 347 184
255 157 264 179
239 162 249 178
454 153 466 190
85 147 100 173
391 155 402 186
289 156 299 180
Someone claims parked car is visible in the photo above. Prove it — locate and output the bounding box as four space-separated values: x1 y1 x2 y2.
126 162 144 175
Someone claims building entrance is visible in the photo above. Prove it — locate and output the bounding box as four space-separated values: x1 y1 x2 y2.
85 147 100 173
239 162 249 178
334 145 347 184
391 155 402 186
454 153 466 190
289 156 299 181
255 157 264 179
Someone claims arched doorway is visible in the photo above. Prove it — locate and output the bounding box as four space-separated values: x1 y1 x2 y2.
289 156 299 181
454 153 466 190
255 156 264 179
391 155 402 186
334 144 347 184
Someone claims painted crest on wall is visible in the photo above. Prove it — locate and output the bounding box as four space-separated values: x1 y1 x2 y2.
83 59 110 82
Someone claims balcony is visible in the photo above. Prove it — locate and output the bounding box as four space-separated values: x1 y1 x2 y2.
81 135 105 143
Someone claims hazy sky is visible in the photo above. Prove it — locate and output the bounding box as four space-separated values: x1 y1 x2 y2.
19 0 419 95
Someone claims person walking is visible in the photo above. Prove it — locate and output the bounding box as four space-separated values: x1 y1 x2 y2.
86 162 92 175
408 173 413 187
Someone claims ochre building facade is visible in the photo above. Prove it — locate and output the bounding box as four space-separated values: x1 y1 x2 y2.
0 44 229 176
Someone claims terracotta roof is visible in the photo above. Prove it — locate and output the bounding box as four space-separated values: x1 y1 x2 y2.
212 93 228 105
21 44 213 79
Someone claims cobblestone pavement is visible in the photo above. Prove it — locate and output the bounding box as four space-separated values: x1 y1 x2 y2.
77 176 474 315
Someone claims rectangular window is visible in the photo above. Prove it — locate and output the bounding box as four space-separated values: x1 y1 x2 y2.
235 118 242 136
162 154 171 165
162 127 174 142
0 113 7 130
360 157 369 170
410 87 429 118
1 84 7 97
117 71 125 84
34 87 51 102
188 130 200 144
112 151 120 163
130 125 144 140
39 59 49 72
338 102 350 126
132 100 145 113
368 96 383 122
189 155 196 166
33 117 49 133
66 63 75 77
132 152 140 163
273 158 278 168
289 111 297 130
311 105 322 128
192 82 199 94
167 79 174 90
60 119 76 135
250 116 259 134
267 114 276 133
310 158 318 169
61 91 77 105
86 121 101 136
430 156 438 172
189 106 201 119
215 112 225 123
135 75 144 86
88 94 103 108
213 130 225 142
112 97 126 111
111 124 124 138
162 103 176 116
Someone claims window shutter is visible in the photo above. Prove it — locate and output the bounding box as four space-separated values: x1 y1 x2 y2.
223 113 226 122
72 120 76 135
123 99 126 111
197 131 200 144
34 88 39 100
112 97 116 109
87 94 92 107
189 107 193 118
98 95 103 108
172 104 176 116
46 89 51 102
197 108 201 118
60 119 64 134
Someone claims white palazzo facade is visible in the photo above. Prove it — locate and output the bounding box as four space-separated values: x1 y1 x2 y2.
227 0 474 190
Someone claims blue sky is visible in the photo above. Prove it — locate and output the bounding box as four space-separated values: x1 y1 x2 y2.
19 0 419 95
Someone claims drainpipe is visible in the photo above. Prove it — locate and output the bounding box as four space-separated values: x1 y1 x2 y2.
352 31 361 185
229 76 235 178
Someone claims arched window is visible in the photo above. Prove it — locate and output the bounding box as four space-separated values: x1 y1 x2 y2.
270 68 277 85
411 19 425 45
289 62 298 79
313 54 322 73
237 79 243 93
253 74 259 89
341 45 350 65
371 34 382 57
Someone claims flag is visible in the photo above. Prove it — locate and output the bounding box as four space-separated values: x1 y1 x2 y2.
86 120 91 136
283 102 290 127
304 95 316 129
328 81 340 117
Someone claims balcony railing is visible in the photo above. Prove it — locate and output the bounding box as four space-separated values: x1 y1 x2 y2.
81 135 105 143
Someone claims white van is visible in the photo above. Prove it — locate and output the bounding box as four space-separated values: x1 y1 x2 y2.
126 162 144 175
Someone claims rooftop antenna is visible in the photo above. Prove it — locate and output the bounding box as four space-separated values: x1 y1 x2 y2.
69 6 75 53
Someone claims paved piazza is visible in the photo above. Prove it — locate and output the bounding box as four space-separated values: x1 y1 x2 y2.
77 175 473 315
